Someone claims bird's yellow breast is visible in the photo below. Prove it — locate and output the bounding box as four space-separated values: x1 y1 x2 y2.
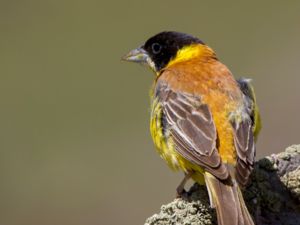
149 98 180 170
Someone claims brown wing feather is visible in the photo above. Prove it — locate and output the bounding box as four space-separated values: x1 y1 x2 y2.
156 81 229 180
231 112 256 187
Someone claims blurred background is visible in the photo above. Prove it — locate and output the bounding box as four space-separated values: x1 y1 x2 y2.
1 1 300 225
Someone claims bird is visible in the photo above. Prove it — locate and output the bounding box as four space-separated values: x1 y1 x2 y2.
123 31 261 225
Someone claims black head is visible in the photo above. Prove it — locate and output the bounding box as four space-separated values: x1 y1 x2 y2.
142 31 204 71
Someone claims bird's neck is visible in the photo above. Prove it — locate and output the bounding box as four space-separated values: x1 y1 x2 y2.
166 44 217 69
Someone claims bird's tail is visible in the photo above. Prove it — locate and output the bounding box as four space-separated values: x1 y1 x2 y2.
204 172 254 225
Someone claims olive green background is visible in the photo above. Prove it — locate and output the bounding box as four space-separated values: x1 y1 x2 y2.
1 1 300 225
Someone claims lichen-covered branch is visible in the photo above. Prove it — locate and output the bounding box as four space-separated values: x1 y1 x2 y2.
145 145 300 225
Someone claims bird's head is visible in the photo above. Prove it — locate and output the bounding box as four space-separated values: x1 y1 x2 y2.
123 31 216 74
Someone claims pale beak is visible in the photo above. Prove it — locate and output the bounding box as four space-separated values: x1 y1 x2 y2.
122 47 149 63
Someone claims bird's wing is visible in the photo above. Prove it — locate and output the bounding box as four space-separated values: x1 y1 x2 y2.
232 78 258 186
155 81 229 180
231 118 255 187
237 78 262 140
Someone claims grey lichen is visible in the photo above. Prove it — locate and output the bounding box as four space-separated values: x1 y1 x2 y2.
145 185 216 225
145 145 300 225
281 167 300 201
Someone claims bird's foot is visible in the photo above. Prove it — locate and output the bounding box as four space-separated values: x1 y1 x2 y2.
176 187 187 198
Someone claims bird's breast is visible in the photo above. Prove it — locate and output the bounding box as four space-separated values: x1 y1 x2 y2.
149 97 179 170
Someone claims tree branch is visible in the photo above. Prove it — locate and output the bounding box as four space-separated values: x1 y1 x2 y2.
145 145 300 225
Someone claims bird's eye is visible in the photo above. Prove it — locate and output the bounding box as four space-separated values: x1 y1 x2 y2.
152 43 162 54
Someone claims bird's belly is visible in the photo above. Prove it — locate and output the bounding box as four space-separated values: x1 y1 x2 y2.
150 100 179 170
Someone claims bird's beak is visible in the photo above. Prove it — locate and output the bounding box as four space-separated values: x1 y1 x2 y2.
122 47 149 63
122 47 157 73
